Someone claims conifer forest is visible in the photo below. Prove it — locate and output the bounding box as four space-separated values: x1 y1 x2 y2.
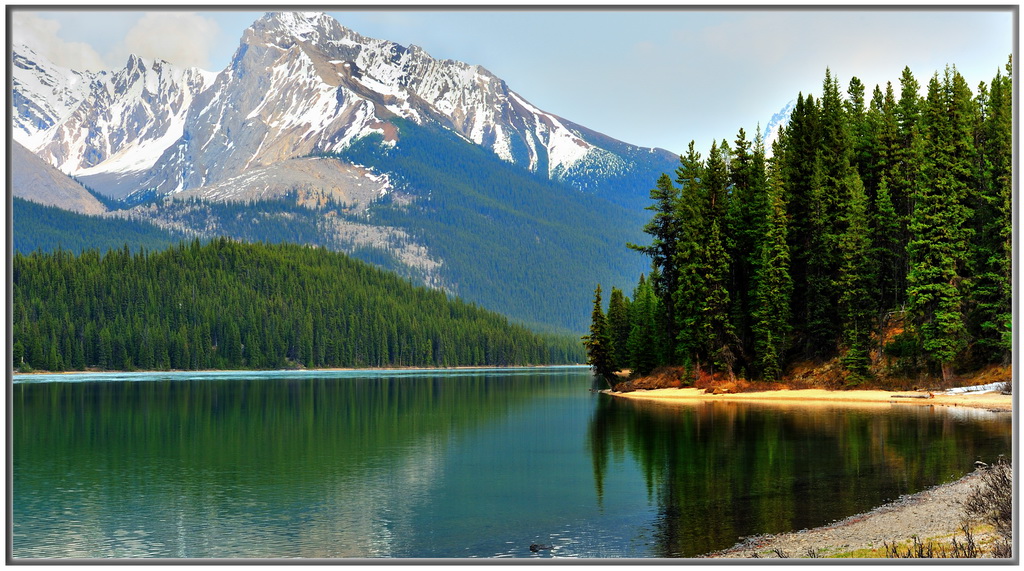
12 239 583 372
585 61 1013 386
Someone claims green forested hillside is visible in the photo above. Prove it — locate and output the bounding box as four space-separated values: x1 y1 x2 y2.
586 61 1012 385
12 239 584 372
12 197 184 255
337 118 650 333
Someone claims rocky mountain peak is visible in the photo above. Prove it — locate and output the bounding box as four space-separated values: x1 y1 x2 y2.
247 11 346 48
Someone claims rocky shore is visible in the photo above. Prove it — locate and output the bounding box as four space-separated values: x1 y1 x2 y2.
705 468 1002 558
600 383 1012 559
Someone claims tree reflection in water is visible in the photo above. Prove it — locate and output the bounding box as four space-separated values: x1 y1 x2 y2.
587 395 1011 558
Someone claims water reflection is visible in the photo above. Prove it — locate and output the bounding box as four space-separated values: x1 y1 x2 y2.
13 372 556 558
587 396 1012 558
13 371 1012 559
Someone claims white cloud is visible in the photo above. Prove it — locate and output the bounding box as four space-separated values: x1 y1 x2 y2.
11 12 108 71
118 12 221 69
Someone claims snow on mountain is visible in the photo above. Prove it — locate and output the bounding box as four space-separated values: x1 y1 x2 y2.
761 99 795 156
12 45 218 198
11 43 103 151
136 11 621 195
14 12 674 200
46 54 217 175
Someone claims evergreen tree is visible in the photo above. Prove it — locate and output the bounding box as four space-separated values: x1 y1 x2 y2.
907 69 975 382
606 287 632 370
751 148 793 380
627 274 660 376
890 67 925 303
628 173 682 354
582 284 617 383
836 174 875 381
672 142 707 369
725 127 769 368
966 58 1013 364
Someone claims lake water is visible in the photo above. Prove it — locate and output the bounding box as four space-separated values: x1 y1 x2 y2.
11 367 1012 559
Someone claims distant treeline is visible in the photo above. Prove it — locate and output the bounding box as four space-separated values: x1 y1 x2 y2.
12 197 184 255
585 60 1012 384
12 239 583 372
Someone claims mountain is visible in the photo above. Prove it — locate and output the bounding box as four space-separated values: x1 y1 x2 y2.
11 43 102 151
14 12 676 205
761 99 795 155
11 11 671 332
11 140 107 215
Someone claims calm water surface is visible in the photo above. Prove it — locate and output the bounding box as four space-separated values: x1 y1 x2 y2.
12 367 1012 559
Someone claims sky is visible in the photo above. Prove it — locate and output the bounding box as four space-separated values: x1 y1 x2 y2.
9 5 1016 155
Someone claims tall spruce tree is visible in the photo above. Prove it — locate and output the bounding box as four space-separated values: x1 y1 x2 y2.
751 148 793 380
628 173 682 357
582 284 617 383
966 58 1013 364
627 274 660 376
726 127 770 370
607 287 632 370
837 174 875 380
672 142 707 368
699 141 741 377
907 68 975 382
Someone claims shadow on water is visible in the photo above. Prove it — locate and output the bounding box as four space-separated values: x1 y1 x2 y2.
587 395 1012 558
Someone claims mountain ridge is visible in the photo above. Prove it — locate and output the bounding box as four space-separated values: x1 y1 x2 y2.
11 11 674 332
14 11 678 205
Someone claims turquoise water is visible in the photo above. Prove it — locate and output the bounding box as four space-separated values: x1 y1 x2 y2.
11 367 1012 559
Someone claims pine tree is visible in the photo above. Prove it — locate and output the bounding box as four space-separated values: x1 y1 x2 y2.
627 275 660 376
751 151 793 381
672 142 707 369
890 67 925 304
725 127 769 368
582 284 617 383
606 287 631 371
836 173 875 381
966 58 1013 364
907 68 975 382
628 173 681 355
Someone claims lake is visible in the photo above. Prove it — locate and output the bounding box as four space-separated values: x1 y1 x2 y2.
11 367 1012 559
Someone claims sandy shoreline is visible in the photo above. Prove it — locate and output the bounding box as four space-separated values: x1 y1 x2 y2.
601 386 1013 412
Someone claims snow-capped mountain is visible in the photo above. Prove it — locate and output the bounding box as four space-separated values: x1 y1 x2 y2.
12 43 104 150
14 11 676 203
13 46 218 197
11 11 670 332
761 99 795 155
